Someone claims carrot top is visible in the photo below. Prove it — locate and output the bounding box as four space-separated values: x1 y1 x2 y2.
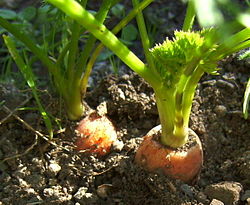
147 30 221 147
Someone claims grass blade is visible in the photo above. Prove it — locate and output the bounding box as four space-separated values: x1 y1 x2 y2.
3 35 54 139
243 78 250 119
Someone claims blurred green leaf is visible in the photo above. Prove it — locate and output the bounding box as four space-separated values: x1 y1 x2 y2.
121 24 138 41
0 9 17 20
193 0 224 27
111 3 125 18
238 13 250 27
38 5 51 13
97 49 114 61
19 6 37 21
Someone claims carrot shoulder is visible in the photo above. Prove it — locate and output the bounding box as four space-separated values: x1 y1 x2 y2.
135 125 203 184
75 112 117 156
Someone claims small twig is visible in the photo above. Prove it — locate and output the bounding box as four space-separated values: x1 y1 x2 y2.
2 105 70 152
3 105 48 138
0 96 32 125
1 134 38 163
26 202 43 205
166 180 177 193
55 128 66 134
92 157 120 176
92 165 116 176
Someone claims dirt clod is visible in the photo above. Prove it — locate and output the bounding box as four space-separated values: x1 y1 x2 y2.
205 181 243 205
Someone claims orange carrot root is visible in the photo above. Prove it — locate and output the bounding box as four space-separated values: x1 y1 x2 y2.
135 125 203 184
75 112 117 156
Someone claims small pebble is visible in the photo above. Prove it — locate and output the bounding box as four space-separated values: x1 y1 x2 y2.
112 140 124 152
210 199 224 205
117 88 125 100
196 191 209 204
48 161 61 176
74 187 98 204
74 187 88 200
97 101 108 116
121 74 130 81
43 187 55 197
96 184 113 198
214 105 227 117
124 138 138 151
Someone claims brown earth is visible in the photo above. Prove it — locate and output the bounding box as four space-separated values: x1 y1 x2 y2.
0 1 250 204
0 55 249 204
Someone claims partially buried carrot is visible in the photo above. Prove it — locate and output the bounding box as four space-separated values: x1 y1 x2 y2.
134 31 223 184
135 125 203 184
75 112 117 156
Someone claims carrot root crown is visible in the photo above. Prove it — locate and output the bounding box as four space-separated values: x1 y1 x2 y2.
135 125 203 184
75 112 117 156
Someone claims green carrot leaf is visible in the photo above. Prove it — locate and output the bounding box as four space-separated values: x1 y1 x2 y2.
149 30 218 88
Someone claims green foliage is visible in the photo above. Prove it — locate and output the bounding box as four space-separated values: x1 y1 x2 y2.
3 35 53 138
149 30 218 88
121 24 138 44
1 0 154 120
0 9 17 20
0 5 66 83
19 6 37 21
0 6 37 21
111 3 125 18
97 24 138 61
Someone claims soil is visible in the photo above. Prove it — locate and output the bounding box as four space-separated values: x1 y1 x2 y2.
0 55 250 205
0 1 250 205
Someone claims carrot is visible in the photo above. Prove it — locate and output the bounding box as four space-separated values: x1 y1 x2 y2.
134 31 218 183
75 112 117 156
47 0 250 184
135 125 203 184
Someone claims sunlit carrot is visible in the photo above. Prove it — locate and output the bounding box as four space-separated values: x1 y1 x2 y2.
135 125 203 184
135 30 222 184
75 112 117 156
